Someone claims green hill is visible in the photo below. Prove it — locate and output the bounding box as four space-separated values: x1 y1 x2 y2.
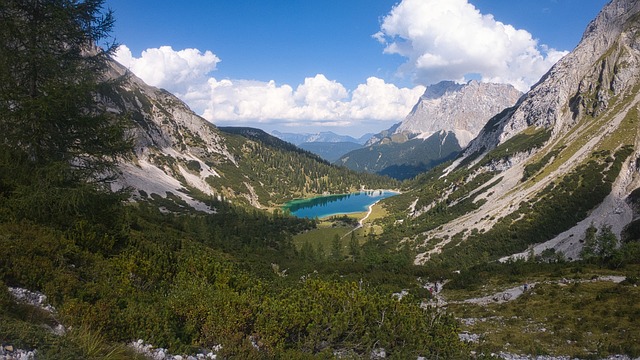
337 131 462 180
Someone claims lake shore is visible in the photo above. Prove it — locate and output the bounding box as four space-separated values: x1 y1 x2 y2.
283 189 400 219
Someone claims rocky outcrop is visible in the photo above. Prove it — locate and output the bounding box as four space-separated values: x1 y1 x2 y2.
463 0 640 159
103 60 236 212
395 80 522 147
412 0 640 263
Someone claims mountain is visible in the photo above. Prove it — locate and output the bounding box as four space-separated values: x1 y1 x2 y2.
336 131 462 180
382 0 640 266
394 80 523 147
297 141 364 162
270 130 373 162
102 62 396 212
337 81 522 179
270 130 372 145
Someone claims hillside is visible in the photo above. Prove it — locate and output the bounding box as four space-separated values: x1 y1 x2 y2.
375 0 640 267
103 61 397 211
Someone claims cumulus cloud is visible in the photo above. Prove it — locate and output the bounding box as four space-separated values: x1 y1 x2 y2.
374 0 568 91
198 74 424 124
113 46 425 131
114 45 221 93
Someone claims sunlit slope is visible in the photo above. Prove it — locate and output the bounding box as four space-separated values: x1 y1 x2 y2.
379 0 640 267
103 61 397 211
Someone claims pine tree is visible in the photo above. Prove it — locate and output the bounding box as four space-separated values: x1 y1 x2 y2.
0 0 131 225
330 234 342 261
596 225 617 259
0 0 130 184
581 224 598 260
300 240 316 262
348 231 360 262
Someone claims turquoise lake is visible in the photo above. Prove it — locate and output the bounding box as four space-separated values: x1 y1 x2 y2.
283 190 399 219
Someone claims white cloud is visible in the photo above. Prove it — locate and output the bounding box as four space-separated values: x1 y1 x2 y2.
375 0 568 91
199 74 425 124
114 45 221 93
348 77 424 119
113 46 425 132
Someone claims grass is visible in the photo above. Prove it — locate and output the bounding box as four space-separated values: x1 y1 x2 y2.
294 224 353 248
443 265 640 358
292 201 393 257
0 283 146 360
539 85 639 180
598 104 638 152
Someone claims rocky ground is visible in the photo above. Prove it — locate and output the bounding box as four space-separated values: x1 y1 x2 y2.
424 276 638 360
4 281 637 359
4 287 222 360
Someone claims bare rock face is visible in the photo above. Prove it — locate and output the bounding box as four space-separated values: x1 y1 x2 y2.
412 0 640 264
104 61 234 163
102 61 236 212
396 81 522 147
464 0 640 158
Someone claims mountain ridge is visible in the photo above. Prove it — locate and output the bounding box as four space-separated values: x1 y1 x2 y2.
103 61 396 212
270 130 372 145
396 0 640 265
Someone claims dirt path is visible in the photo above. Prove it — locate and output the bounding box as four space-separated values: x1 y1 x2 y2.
425 276 628 307
341 201 378 239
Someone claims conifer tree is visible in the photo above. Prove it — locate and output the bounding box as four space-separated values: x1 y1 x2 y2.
0 0 131 225
330 234 342 261
0 0 130 185
596 225 618 259
348 231 360 261
581 224 598 260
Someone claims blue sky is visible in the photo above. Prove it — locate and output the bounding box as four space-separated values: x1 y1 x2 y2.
106 0 609 136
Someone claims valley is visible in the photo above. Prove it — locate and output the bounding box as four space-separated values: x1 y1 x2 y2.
1 0 640 359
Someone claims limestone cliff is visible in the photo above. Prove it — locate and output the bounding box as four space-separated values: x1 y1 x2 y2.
396 80 522 147
402 0 640 264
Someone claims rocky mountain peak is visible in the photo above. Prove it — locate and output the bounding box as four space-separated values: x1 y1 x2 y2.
462 0 640 159
411 0 640 264
395 80 522 147
420 80 465 99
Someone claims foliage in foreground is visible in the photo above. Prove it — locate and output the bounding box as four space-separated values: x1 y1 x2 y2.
0 208 467 358
445 260 640 359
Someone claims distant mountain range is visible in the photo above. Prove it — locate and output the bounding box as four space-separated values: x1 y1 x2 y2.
296 142 364 163
270 130 374 162
270 130 373 145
